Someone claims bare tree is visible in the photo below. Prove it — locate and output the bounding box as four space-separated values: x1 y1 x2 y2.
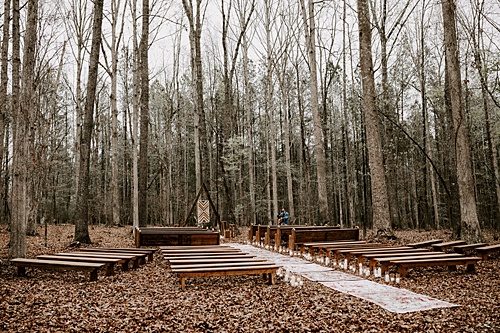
182 0 209 194
0 0 10 221
138 0 150 227
441 0 482 242
357 0 391 233
74 0 105 243
10 0 38 257
299 0 329 223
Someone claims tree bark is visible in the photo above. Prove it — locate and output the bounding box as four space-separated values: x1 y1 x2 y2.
357 0 392 232
299 0 329 224
0 0 10 221
10 0 38 257
74 0 104 243
138 0 150 227
441 0 482 243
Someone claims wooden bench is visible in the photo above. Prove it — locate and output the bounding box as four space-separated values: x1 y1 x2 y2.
390 256 482 277
171 264 279 289
476 244 500 260
320 244 383 258
135 228 220 247
431 240 467 252
81 247 157 261
78 251 149 265
332 246 413 263
161 247 241 254
302 241 367 256
407 239 443 248
10 258 105 281
453 243 488 254
288 228 359 251
162 252 248 258
248 224 262 243
353 249 431 263
166 258 265 265
170 261 273 270
164 254 255 261
274 226 341 250
372 253 465 274
59 252 141 269
36 255 124 276
160 245 231 250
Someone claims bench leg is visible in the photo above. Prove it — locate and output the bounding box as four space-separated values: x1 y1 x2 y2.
105 264 115 276
90 269 98 282
122 261 129 271
132 259 140 269
17 266 27 277
466 264 476 273
180 277 186 290
269 273 276 285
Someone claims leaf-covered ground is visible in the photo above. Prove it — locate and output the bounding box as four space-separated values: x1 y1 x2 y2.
1 225 499 332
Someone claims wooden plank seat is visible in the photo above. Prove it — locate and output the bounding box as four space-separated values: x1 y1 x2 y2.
407 239 443 248
475 244 500 260
301 241 367 255
354 249 433 263
390 256 482 277
37 255 124 276
59 252 142 270
431 240 467 252
170 261 273 270
162 252 248 258
81 247 156 261
10 258 105 281
171 264 279 290
372 253 465 274
320 244 384 257
161 248 241 254
135 228 220 247
311 242 378 257
274 226 342 249
362 251 442 269
453 243 488 254
77 251 149 265
160 245 231 250
289 228 360 251
164 254 256 261
333 247 413 263
166 258 265 265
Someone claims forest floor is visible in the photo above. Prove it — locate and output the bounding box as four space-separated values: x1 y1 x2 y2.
0 225 499 332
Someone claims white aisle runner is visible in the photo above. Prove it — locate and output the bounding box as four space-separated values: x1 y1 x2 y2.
229 243 459 314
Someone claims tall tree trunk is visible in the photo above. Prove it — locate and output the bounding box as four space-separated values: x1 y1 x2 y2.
109 0 124 226
299 0 329 223
74 0 104 243
11 0 37 256
469 9 500 229
131 0 140 228
241 15 256 226
441 0 481 243
0 0 10 221
357 0 391 232
182 0 208 197
138 0 149 227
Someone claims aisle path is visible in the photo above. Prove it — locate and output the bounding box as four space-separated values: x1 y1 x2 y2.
229 243 458 314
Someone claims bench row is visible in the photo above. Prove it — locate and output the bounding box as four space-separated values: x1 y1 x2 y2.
162 245 279 289
10 248 156 281
248 225 360 251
